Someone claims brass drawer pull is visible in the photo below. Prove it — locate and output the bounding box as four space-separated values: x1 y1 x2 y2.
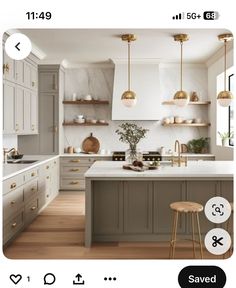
31 124 35 131
10 201 16 205
70 168 80 172
10 183 17 189
46 194 49 198
12 222 17 228
70 181 79 185
31 206 36 211
32 81 35 87
31 187 36 192
46 165 50 169
70 159 80 163
3 63 10 74
46 176 50 179
31 172 36 177
54 161 57 164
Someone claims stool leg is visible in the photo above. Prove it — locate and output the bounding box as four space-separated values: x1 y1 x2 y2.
169 211 178 259
172 211 178 259
191 212 196 259
169 211 175 259
196 213 203 259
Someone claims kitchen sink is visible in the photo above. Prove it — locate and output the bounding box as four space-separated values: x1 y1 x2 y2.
7 160 38 164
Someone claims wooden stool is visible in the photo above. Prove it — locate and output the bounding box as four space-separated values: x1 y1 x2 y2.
169 201 204 259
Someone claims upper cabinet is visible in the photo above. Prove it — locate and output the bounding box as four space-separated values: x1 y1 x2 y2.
3 49 15 82
112 61 162 120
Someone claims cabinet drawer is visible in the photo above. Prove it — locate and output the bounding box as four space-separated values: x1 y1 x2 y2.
61 157 91 165
3 210 24 244
3 187 24 221
24 179 38 200
60 178 85 190
3 174 24 194
24 168 38 182
61 165 89 177
25 198 39 224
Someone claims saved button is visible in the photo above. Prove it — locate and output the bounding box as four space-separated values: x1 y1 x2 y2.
178 266 226 288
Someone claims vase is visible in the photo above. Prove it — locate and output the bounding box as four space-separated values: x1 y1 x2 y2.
221 139 226 146
125 145 142 164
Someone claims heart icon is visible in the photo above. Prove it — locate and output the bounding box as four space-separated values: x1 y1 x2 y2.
9 274 22 285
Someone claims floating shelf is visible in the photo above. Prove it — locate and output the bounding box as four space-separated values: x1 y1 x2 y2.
63 121 109 126
162 101 211 105
162 123 211 127
63 100 109 105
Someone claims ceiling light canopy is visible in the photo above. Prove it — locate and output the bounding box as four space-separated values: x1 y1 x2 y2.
121 34 137 107
173 34 190 107
217 33 233 107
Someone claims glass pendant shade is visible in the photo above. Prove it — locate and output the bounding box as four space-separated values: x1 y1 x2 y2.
173 34 189 107
121 34 137 107
217 33 233 107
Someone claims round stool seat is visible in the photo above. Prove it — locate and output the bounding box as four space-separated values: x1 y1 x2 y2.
170 201 203 213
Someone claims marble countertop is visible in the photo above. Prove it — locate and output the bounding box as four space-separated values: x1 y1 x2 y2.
85 161 234 178
162 153 215 158
2 155 59 180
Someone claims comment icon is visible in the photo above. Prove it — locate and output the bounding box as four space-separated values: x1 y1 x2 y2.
44 273 56 285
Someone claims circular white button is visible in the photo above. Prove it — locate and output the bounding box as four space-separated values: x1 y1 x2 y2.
204 228 231 255
5 33 32 60
204 196 231 224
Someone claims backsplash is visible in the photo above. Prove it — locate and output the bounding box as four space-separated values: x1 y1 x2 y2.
64 64 208 152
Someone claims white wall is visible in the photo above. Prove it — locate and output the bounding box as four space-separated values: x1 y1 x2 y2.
208 49 234 160
64 64 209 153
2 135 18 150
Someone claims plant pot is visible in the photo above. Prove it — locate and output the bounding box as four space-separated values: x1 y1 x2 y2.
221 139 227 147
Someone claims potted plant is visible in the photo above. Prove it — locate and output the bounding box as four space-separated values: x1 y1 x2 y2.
187 137 209 154
115 123 148 163
218 131 234 146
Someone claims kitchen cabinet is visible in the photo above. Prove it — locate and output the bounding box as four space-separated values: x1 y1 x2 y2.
124 181 153 234
15 61 24 86
15 86 24 133
93 181 123 234
23 60 32 89
153 181 186 236
3 49 15 82
3 81 16 134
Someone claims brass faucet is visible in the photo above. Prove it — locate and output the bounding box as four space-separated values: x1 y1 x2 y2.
171 140 187 167
3 148 18 163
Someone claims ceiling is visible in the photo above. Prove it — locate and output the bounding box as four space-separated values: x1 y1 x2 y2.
19 28 233 65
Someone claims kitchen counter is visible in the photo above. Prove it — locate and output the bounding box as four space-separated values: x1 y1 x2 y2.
61 153 112 157
85 160 233 247
85 160 233 179
2 155 59 180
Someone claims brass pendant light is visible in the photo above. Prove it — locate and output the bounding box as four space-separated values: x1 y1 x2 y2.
217 33 233 107
173 34 190 107
121 34 137 107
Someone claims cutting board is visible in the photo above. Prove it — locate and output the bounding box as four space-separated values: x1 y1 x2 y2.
82 133 100 154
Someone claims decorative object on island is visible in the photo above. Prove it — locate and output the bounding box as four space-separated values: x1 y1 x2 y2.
82 133 100 154
190 91 199 102
217 33 233 107
187 137 209 154
121 34 137 107
115 123 148 163
218 131 234 146
173 34 190 107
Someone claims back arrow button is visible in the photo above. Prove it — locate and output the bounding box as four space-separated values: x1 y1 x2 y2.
15 42 20 51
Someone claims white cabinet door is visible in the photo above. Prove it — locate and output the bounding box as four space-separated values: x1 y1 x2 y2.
15 86 24 134
3 81 15 134
15 61 24 86
31 65 38 91
30 91 38 134
24 61 31 89
23 89 31 134
3 50 15 82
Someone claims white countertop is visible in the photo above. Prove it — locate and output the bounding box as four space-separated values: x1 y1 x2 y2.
85 161 234 178
163 153 215 158
61 153 112 157
2 155 59 180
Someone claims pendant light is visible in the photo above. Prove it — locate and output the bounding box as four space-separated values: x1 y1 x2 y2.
173 34 189 107
217 33 233 107
121 34 137 107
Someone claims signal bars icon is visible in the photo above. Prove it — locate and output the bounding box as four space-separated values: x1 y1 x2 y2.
172 13 184 20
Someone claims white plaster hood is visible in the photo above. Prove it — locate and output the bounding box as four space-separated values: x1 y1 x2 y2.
111 59 162 120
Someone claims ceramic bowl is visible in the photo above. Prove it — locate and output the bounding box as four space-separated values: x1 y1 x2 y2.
98 119 106 123
184 119 193 124
91 119 97 124
174 116 183 124
74 118 85 124
163 117 170 124
193 118 202 124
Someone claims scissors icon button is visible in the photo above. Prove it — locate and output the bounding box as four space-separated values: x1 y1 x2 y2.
212 236 224 247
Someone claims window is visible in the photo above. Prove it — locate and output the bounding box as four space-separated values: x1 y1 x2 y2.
228 73 234 146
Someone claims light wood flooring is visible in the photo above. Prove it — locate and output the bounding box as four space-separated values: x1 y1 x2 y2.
3 192 228 260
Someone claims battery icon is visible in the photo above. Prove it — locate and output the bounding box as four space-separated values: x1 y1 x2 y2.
203 11 219 20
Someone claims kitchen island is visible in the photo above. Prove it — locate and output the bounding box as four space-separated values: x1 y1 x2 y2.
85 161 233 247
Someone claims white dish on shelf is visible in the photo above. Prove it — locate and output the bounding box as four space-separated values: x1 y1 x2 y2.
184 119 193 124
74 118 85 124
91 119 97 124
98 119 106 124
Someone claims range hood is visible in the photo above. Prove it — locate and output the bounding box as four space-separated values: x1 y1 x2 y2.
111 59 162 120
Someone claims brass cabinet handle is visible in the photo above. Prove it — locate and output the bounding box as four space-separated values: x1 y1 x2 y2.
46 194 49 198
70 181 79 185
10 201 16 205
31 172 36 177
70 168 80 172
46 165 50 169
10 183 17 189
70 159 80 163
54 161 57 164
12 222 17 228
31 206 36 211
3 63 10 74
46 176 50 179
31 187 36 192
15 123 19 131
32 81 35 87
31 124 35 131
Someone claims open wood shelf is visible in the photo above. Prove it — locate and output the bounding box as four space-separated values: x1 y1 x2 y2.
63 100 109 105
63 121 109 126
162 123 211 127
162 101 211 105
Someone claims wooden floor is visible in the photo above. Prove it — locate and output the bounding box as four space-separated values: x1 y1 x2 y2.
3 192 228 260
